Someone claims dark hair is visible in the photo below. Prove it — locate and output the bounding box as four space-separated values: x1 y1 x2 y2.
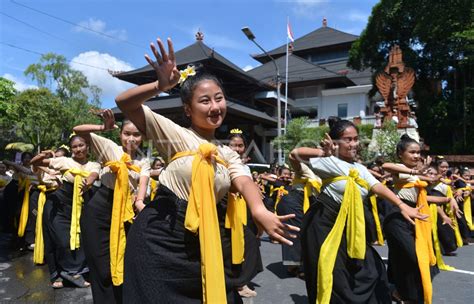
459 166 470 176
21 152 33 161
434 156 448 167
151 157 164 168
227 132 247 148
328 118 357 140
396 134 419 157
55 147 70 157
69 134 87 147
179 64 225 105
120 119 134 132
277 166 290 176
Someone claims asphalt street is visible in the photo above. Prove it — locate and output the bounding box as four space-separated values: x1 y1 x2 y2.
1 233 473 303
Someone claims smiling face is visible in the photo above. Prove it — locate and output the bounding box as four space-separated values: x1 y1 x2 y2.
399 143 420 168
70 137 88 161
335 126 359 162
184 79 226 135
120 122 142 153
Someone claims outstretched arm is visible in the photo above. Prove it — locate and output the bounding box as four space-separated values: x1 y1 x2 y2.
73 109 118 142
233 175 299 245
115 38 180 135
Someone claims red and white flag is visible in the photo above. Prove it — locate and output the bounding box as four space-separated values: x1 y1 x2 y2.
287 21 294 43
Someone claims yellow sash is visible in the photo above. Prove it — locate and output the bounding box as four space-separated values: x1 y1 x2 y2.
395 181 436 304
225 193 247 264
105 153 141 286
369 195 384 245
429 204 455 271
271 186 289 214
292 178 321 213
171 143 228 304
316 169 369 304
17 178 31 237
65 168 91 250
459 186 473 230
445 186 463 247
33 185 56 264
150 178 158 201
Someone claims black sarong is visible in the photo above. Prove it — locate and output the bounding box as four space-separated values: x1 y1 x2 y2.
81 185 124 304
302 193 391 304
123 186 241 303
42 182 91 282
24 188 39 245
384 199 439 303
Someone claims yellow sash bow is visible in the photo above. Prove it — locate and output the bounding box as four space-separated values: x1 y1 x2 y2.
17 178 31 237
271 186 289 214
150 178 158 201
225 193 247 264
65 168 91 250
459 186 473 230
395 181 436 304
292 178 321 213
105 153 141 286
316 169 369 304
445 186 463 247
33 185 56 264
171 143 228 304
369 195 384 245
429 204 455 271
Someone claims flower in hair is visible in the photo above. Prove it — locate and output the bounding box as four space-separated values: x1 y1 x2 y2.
59 144 70 152
230 128 243 134
178 65 196 86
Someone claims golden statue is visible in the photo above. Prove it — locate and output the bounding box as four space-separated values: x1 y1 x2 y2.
375 45 415 127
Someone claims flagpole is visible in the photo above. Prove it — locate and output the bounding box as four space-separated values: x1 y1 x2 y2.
284 16 289 135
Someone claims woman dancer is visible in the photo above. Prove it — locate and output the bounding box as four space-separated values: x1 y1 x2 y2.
73 109 150 303
295 121 426 304
116 37 297 303
31 135 100 288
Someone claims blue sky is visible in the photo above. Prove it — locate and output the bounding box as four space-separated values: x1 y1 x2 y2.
1 0 378 108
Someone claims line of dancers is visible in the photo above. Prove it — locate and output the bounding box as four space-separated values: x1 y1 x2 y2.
1 37 472 304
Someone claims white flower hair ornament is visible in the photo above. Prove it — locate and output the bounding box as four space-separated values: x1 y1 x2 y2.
178 65 197 86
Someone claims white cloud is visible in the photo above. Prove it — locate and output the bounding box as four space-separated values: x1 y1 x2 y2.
73 18 127 41
348 11 368 23
70 51 134 100
242 65 254 71
286 0 329 18
2 73 38 91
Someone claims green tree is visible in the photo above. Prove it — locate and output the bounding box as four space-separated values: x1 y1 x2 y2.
24 53 102 139
6 88 66 151
348 0 473 153
0 77 19 157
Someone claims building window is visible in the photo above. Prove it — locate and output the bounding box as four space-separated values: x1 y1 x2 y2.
337 103 348 118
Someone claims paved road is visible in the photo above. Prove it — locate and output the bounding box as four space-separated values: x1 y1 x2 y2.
1 233 473 303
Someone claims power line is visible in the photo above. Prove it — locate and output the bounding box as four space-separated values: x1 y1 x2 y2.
0 11 82 48
0 42 110 71
10 0 143 49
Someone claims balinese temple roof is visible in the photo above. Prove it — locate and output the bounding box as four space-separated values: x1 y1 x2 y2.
247 54 371 86
113 41 273 98
253 26 358 63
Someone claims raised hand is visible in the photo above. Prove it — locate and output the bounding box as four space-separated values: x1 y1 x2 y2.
449 198 463 218
144 38 180 92
101 109 118 131
321 133 338 157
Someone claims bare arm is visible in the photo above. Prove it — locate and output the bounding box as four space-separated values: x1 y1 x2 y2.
290 147 325 163
233 175 299 245
372 183 428 225
73 109 118 143
30 152 53 168
3 160 33 175
133 175 149 212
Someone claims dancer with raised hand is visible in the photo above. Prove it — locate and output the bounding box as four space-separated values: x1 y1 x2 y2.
31 135 100 289
115 37 298 303
381 135 456 303
294 120 427 304
73 109 150 303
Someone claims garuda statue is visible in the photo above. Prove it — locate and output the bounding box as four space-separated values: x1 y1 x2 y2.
375 45 415 127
